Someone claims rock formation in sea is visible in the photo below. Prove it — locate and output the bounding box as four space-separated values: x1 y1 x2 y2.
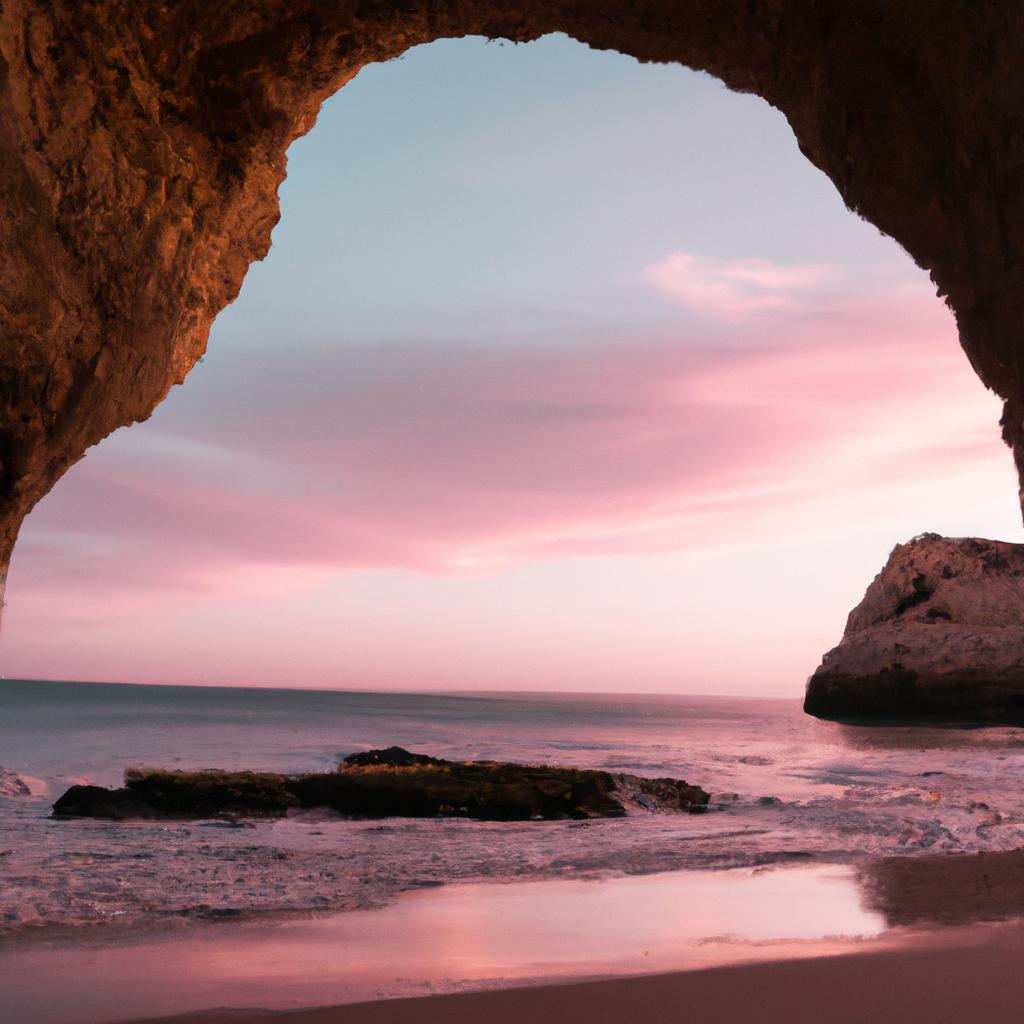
51 747 710 821
805 534 1024 723
0 766 30 796
0 3 1023 581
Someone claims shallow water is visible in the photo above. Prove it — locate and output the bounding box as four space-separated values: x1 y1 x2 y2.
2 864 893 1024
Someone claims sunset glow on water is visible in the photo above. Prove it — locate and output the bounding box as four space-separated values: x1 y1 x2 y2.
2 865 888 1024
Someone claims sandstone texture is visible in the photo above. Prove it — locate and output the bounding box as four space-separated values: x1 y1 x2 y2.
806 535 1024 724
1 3 1024 575
51 747 709 821
0 765 29 796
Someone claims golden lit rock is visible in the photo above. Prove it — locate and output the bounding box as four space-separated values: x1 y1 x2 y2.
1 2 1023 574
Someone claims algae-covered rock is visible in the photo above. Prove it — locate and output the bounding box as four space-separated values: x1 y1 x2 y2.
341 747 446 768
52 748 709 822
53 768 297 820
125 767 299 818
319 749 628 820
52 784 151 820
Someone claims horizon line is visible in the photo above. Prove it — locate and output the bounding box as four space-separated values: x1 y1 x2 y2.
1 675 800 703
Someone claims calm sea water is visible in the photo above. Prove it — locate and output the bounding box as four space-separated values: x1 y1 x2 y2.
2 678 832 790
4 678 1024 941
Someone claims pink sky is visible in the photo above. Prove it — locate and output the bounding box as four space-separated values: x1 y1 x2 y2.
3 38 1021 695
5 252 1018 694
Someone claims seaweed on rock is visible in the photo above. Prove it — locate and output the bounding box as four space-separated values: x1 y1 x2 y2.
52 748 709 822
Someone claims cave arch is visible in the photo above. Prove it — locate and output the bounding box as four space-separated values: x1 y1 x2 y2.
1 0 1022 583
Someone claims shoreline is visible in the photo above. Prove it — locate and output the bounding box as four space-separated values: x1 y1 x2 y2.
13 852 1024 1024
120 920 1024 1024
9 685 1024 1023
0 862 892 1024
8 842 1024 951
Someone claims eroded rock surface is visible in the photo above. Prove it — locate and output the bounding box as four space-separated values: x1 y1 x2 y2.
1 3 1024 570
52 747 709 821
805 534 1024 723
0 766 29 796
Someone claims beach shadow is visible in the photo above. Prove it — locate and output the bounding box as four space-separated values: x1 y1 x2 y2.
836 722 1024 754
859 848 1024 927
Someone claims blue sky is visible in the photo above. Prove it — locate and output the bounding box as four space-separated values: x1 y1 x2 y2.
5 35 1018 693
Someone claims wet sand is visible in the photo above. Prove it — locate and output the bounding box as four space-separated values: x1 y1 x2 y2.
14 854 1024 1023
2 865 888 1024
126 921 1024 1024
112 851 1024 1024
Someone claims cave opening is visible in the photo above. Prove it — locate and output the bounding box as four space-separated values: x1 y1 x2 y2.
3 34 1018 697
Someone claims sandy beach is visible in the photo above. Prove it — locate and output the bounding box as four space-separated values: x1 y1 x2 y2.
124 921 1024 1024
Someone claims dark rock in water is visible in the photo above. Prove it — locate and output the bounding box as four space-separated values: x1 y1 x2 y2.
53 784 151 820
805 534 1024 724
51 748 709 822
609 772 711 815
341 747 446 768
296 758 625 821
122 767 298 818
0 767 30 797
54 770 297 820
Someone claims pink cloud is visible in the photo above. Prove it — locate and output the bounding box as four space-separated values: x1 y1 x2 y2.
9 276 1009 635
643 252 840 321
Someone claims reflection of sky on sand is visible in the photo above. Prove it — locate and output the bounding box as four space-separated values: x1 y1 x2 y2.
3 865 887 1024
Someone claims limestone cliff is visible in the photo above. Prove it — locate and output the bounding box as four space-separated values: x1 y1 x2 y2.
1 2 1024 578
0 766 29 796
805 534 1024 723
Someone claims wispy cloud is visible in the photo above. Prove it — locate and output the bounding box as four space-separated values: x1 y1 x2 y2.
643 252 841 321
9 274 1010 630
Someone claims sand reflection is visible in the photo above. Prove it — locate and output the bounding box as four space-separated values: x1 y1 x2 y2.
2 864 885 1024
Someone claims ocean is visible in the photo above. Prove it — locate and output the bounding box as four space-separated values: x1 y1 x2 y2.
5 678 1024 1021
4 677 1024 935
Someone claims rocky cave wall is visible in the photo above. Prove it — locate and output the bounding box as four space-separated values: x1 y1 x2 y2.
1 0 1023 579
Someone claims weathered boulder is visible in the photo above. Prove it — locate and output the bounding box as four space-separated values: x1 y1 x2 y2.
341 747 446 769
51 782 152 819
53 769 298 820
805 534 1024 723
52 748 709 821
0 766 29 796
